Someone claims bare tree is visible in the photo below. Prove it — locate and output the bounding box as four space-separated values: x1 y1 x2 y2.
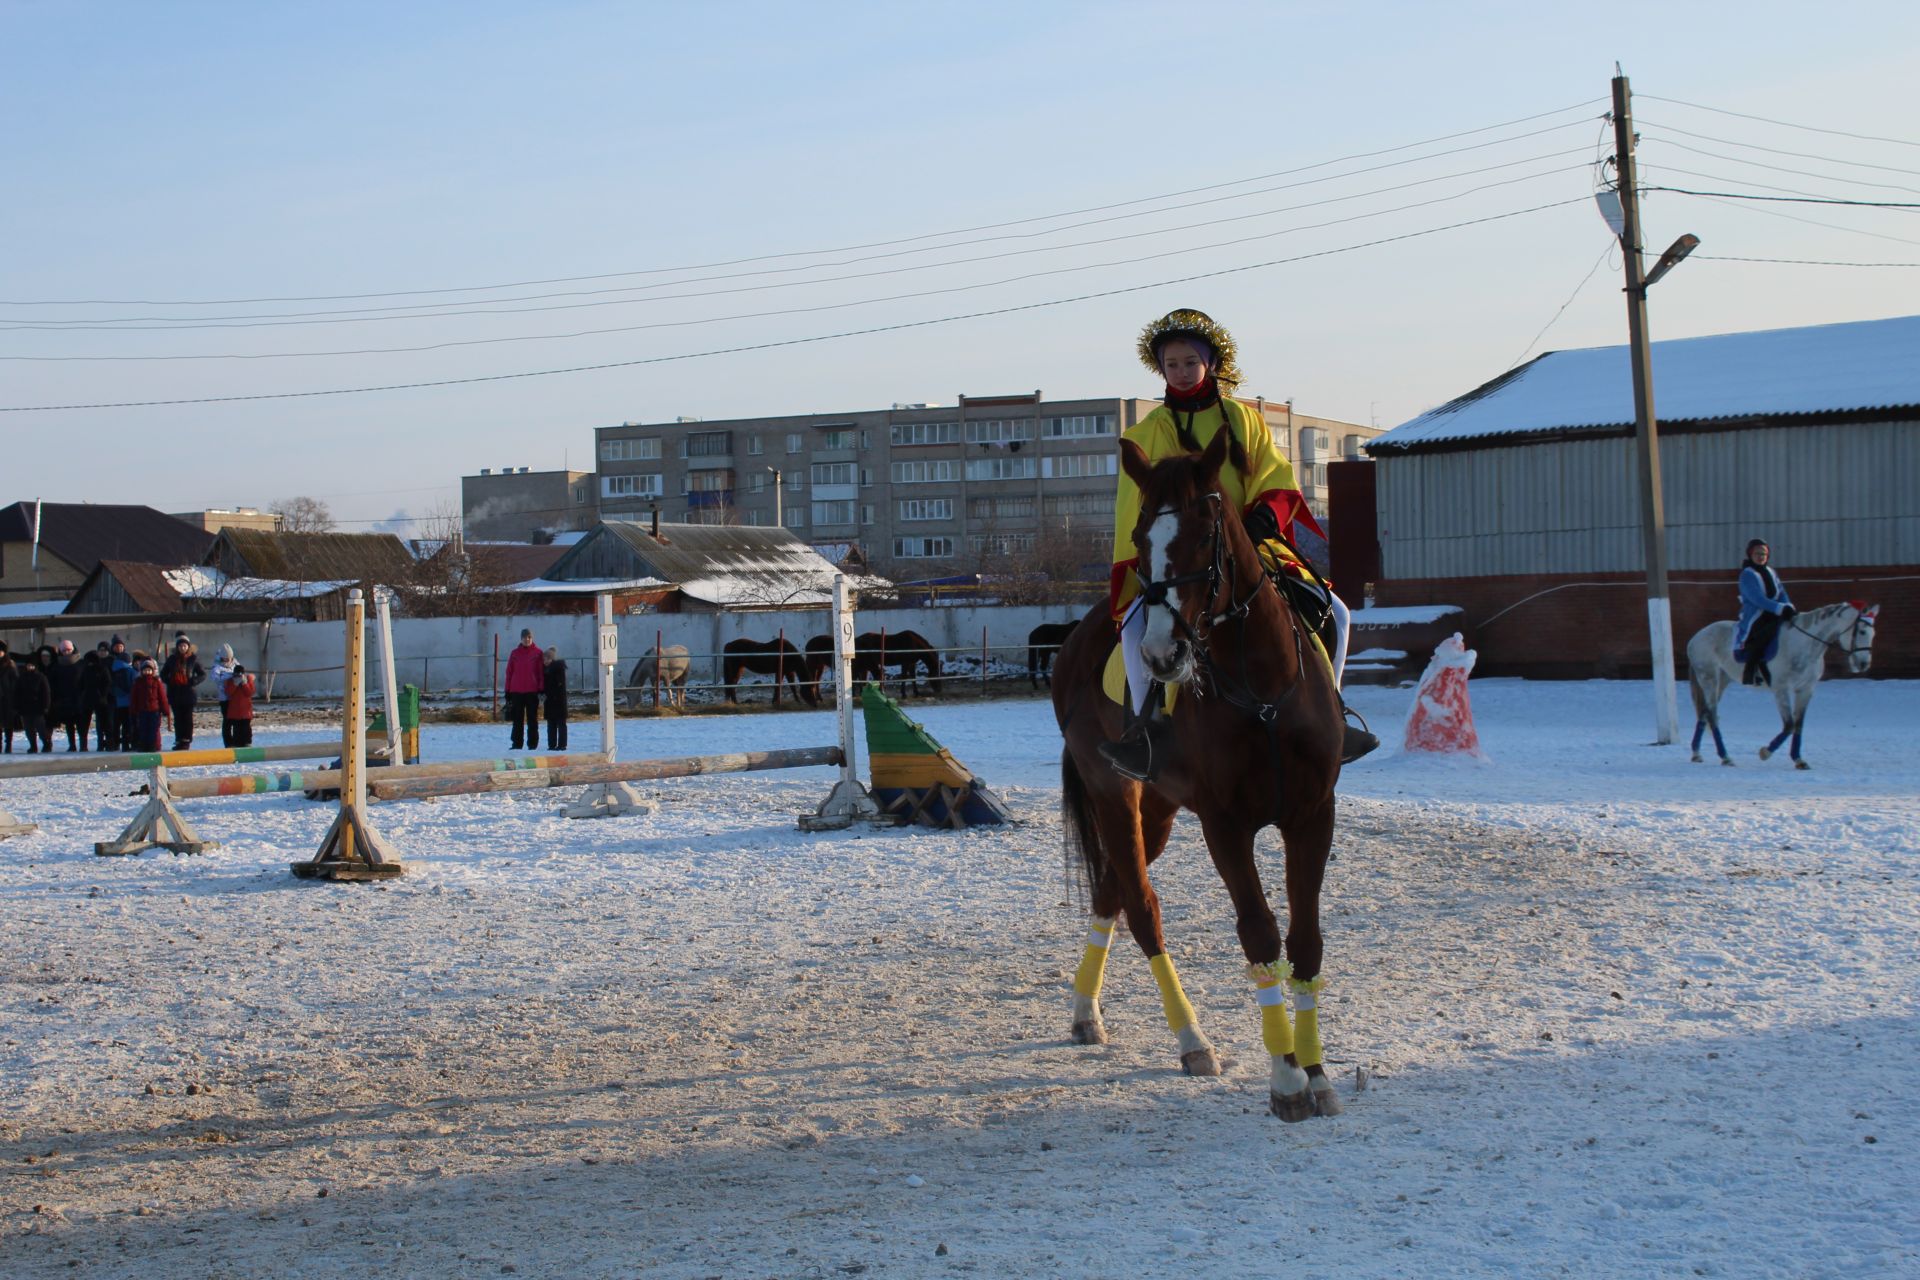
270 495 335 534
962 519 1106 606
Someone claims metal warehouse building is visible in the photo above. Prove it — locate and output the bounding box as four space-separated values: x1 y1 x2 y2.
1357 313 1919 677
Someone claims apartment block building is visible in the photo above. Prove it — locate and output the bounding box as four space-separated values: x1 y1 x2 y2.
593 393 1376 580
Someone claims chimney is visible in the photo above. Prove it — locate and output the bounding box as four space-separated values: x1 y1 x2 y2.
650 505 660 537
480 468 491 476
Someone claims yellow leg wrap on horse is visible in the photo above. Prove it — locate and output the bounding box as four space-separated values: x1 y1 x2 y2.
1072 917 1117 1000
1148 952 1196 1033
1290 976 1326 1069
1248 960 1293 1058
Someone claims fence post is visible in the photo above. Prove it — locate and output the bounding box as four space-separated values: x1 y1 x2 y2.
981 625 989 697
774 627 786 706
799 574 884 831
654 627 663 709
491 632 500 720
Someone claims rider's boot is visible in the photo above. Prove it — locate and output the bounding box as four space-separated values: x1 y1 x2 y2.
1098 685 1171 782
1340 700 1379 763
1742 659 1771 687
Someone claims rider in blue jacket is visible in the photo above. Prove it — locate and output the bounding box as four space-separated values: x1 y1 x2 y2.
1735 538 1795 686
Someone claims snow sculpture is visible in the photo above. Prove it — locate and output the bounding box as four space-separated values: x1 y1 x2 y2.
1402 632 1485 758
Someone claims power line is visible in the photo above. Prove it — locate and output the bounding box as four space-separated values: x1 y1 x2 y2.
1637 132 1920 196
0 100 1606 309
2 167 1590 362
1673 187 1920 248
1641 185 1920 210
1506 239 1614 370
1636 118 1920 179
1637 93 1920 150
0 196 1588 412
2 154 1593 334
1693 254 1920 268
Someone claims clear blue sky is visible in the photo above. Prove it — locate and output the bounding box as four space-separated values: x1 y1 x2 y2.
5 1 1916 531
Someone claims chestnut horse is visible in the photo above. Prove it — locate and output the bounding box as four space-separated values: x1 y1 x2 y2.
1051 430 1345 1122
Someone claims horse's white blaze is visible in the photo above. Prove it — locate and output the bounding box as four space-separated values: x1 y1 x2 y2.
1140 510 1182 664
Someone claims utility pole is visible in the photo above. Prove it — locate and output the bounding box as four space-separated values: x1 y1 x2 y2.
768 467 784 528
1611 69 1679 745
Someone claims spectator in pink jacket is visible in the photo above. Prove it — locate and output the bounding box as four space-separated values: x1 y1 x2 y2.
502 628 546 750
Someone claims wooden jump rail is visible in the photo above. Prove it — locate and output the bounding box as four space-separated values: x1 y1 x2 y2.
166 753 610 800
367 746 843 802
0 741 342 781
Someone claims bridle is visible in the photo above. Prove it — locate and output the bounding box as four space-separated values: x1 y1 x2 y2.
1790 604 1877 660
1132 492 1304 725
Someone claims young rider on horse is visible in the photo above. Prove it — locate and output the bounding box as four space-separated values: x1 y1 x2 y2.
1099 308 1379 780
1735 537 1796 686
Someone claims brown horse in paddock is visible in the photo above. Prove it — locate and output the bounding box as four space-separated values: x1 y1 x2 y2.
1051 430 1345 1122
1028 619 1079 689
722 637 816 706
803 630 941 698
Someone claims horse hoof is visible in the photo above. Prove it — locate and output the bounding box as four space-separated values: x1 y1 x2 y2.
1180 1048 1222 1077
1720 758 1735 767
1758 747 1772 761
1270 1089 1315 1122
1795 759 1811 771
1312 1085 1344 1117
1070 1020 1108 1046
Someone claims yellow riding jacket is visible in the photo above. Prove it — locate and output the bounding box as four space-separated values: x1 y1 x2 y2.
1109 396 1322 622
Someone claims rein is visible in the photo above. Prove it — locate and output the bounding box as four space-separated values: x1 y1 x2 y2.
1788 606 1875 657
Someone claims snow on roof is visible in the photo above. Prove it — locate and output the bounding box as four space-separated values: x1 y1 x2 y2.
1370 313 1920 454
163 566 361 600
0 598 71 619
1350 605 1463 626
498 576 671 595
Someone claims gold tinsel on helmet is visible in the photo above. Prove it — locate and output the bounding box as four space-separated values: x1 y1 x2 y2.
1137 308 1242 389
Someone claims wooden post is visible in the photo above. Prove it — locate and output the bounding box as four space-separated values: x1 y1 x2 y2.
879 625 889 697
491 632 500 721
96 765 217 857
799 574 886 831
774 626 786 706
653 627 663 709
981 626 989 697
374 588 402 764
293 589 403 880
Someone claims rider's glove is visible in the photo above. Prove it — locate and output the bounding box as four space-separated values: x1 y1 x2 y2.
1242 502 1281 545
1780 605 1797 620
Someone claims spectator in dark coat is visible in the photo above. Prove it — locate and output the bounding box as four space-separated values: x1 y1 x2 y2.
159 633 205 751
15 651 52 754
128 657 168 752
46 641 83 751
502 628 546 750
77 644 115 752
109 637 135 751
0 641 18 754
542 647 569 751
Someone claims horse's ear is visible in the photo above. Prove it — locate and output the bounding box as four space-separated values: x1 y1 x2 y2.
1199 424 1231 483
1120 438 1154 488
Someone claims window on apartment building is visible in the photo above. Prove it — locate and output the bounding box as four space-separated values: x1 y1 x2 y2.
1041 453 1117 480
687 469 734 493
786 432 804 454
784 468 806 492
1344 434 1367 460
601 474 663 499
810 462 856 487
890 459 961 484
890 421 961 447
967 496 1035 520
747 436 764 456
859 429 871 449
821 429 855 450
965 456 1037 482
892 536 955 559
600 437 662 461
1299 427 1327 461
860 504 875 526
784 507 807 529
1045 414 1114 438
970 532 1036 555
811 500 855 526
746 472 766 494
898 498 953 522
742 508 770 526
1044 491 1115 518
965 418 1033 443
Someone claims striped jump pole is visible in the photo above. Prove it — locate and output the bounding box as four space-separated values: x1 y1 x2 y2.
166 752 610 801
292 588 403 881
0 740 342 781
368 746 843 802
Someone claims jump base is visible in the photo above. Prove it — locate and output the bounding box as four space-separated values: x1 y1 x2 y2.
565 781 658 819
96 779 218 857
292 805 404 881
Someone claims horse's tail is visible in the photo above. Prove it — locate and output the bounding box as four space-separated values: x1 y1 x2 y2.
1059 748 1105 908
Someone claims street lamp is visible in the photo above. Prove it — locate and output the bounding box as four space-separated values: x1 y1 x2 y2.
1611 69 1700 745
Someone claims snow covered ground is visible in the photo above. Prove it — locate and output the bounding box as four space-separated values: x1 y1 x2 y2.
2 676 1915 1278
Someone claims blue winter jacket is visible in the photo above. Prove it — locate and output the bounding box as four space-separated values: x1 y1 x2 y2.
110 655 135 708
1735 564 1793 646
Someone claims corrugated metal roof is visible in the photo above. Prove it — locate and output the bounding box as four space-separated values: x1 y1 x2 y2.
1370 313 1920 454
0 502 213 571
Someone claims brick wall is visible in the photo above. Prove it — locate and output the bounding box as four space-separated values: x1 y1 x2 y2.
1373 566 1918 679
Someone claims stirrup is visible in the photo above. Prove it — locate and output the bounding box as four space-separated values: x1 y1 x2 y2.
1098 688 1169 782
1340 701 1379 764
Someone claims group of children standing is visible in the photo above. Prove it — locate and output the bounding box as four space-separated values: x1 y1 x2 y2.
0 633 255 755
501 629 573 751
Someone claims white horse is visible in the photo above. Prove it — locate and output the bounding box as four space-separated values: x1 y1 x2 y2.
627 646 690 710
1686 601 1880 768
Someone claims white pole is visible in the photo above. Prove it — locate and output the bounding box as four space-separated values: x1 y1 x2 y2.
833 573 858 791
598 592 618 764
375 587 402 763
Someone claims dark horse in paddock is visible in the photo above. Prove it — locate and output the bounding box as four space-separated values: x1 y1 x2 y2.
1052 430 1345 1123
722 637 816 706
1028 619 1079 689
804 629 941 698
